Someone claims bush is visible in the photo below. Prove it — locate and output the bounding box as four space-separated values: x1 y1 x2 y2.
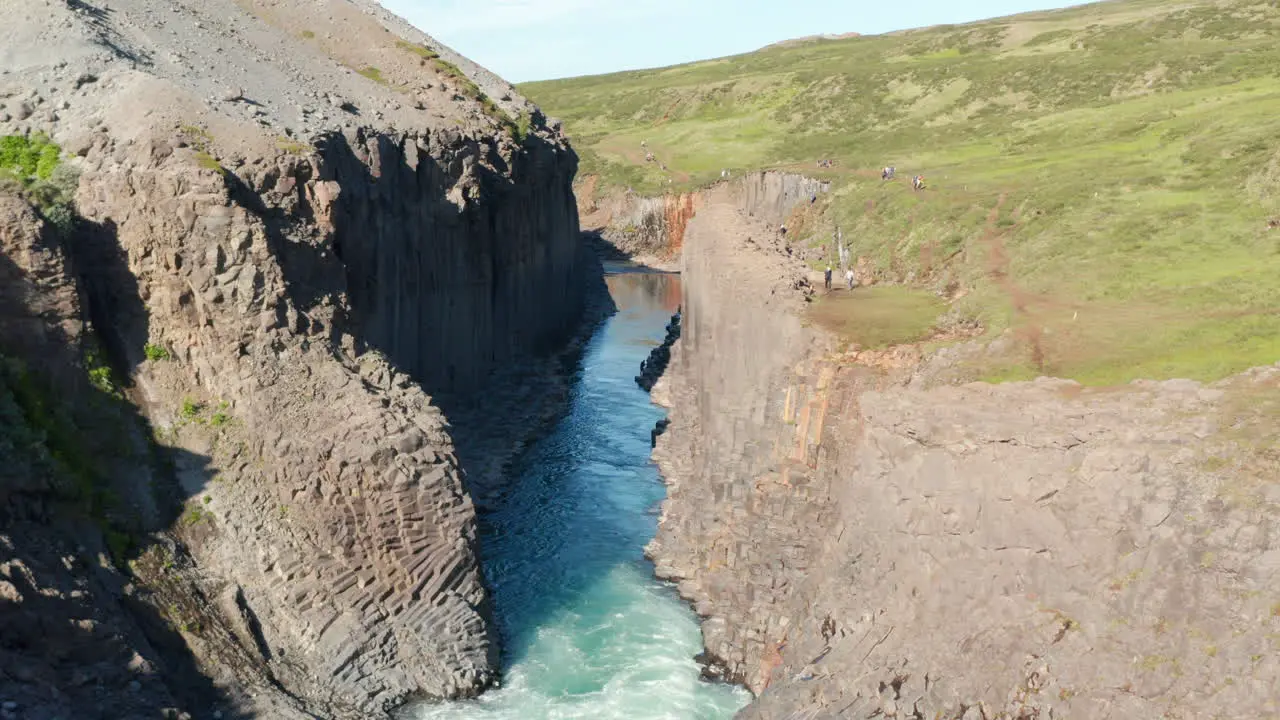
85 344 120 398
144 343 170 362
180 398 202 419
511 111 533 144
1 135 78 237
0 134 59 182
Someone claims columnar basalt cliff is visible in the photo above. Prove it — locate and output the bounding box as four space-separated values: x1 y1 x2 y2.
2 0 590 718
648 179 1280 719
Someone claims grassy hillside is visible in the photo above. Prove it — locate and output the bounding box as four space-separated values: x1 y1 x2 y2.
521 0 1280 385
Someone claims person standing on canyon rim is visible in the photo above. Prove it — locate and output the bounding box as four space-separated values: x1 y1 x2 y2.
824 265 833 290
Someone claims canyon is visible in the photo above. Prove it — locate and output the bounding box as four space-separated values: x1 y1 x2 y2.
2 0 1279 719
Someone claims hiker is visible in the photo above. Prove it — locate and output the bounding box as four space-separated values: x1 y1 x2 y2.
824 265 833 290
912 175 925 191
811 194 817 204
641 139 648 148
845 268 855 290
882 166 895 180
779 224 787 238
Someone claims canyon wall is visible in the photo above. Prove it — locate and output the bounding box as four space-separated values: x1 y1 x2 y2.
580 171 828 267
2 1 590 718
650 179 1280 719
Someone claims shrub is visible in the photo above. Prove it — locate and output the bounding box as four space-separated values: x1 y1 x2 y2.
183 505 211 525
511 111 533 144
300 30 315 39
1 135 78 236
144 343 170 362
85 344 120 398
0 134 59 182
180 398 202 419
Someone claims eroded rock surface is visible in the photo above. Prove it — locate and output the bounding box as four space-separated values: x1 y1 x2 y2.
580 171 828 270
651 180 1280 719
2 0 589 717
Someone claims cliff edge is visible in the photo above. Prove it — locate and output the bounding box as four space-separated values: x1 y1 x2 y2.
648 176 1280 719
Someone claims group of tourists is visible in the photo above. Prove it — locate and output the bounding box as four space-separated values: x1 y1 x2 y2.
883 165 926 190
823 265 855 291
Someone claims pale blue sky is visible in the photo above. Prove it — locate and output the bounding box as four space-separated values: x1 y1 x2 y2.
377 0 1091 83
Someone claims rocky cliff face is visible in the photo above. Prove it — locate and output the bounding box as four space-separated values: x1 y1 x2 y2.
649 178 1280 719
579 172 828 268
2 1 589 718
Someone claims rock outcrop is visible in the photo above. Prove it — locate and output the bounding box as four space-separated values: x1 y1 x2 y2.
2 0 590 717
636 310 680 393
580 171 828 269
649 178 1280 719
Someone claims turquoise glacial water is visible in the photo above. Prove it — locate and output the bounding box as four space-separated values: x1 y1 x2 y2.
408 271 748 720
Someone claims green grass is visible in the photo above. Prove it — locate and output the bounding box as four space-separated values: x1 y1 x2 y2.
180 398 202 420
1 133 77 236
144 343 170 362
523 0 1280 384
178 125 225 174
277 136 310 155
425 56 522 135
357 66 388 85
395 39 439 61
809 286 946 349
0 134 60 183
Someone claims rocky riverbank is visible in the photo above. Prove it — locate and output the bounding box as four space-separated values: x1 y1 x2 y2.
2 1 594 718
644 177 1280 719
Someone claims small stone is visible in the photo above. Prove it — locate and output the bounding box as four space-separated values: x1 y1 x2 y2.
128 680 141 692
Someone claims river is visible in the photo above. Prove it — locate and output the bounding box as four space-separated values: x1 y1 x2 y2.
407 269 749 720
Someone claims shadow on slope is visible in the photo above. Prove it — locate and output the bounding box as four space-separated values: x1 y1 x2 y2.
0 209 257 719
